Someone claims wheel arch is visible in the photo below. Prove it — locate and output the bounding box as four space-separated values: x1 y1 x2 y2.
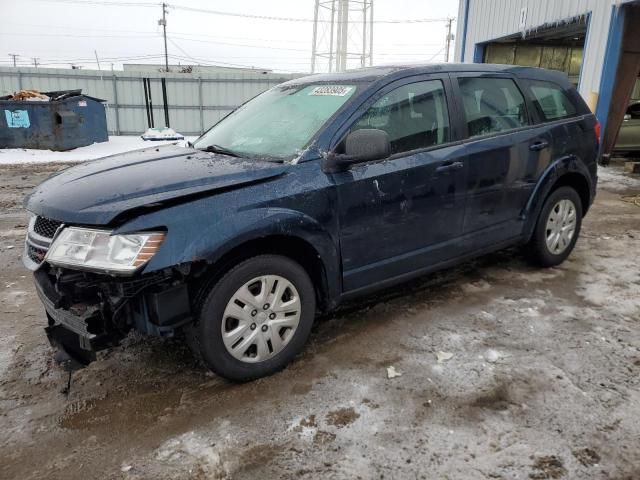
191 233 338 315
522 156 595 242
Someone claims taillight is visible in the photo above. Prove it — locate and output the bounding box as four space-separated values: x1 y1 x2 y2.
594 120 601 144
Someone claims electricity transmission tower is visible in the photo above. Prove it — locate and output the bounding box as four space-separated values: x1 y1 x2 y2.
311 0 373 73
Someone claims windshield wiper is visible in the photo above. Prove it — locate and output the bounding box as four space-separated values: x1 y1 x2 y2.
199 144 243 158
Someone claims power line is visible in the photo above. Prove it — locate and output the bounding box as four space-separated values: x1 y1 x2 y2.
166 37 197 63
169 35 310 53
169 4 449 24
8 22 318 47
27 0 451 24
426 47 447 63
0 54 169 66
0 32 158 39
165 54 306 73
29 0 159 7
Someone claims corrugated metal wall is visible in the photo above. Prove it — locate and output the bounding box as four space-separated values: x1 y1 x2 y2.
454 0 637 100
0 67 301 136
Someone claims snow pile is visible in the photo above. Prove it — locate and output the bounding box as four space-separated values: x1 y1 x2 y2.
0 135 195 165
141 127 185 141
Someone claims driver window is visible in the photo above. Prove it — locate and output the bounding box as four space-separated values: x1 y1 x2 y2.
351 80 450 155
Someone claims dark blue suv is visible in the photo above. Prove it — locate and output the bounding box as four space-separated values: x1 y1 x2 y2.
24 64 599 381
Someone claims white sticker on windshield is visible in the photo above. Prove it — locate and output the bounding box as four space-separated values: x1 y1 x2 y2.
309 85 353 96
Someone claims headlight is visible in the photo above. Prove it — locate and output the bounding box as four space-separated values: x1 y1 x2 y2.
45 227 165 274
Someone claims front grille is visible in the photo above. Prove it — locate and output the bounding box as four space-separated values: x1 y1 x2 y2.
33 216 62 239
24 215 63 270
27 244 47 264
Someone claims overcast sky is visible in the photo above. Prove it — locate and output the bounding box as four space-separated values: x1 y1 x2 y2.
0 0 458 73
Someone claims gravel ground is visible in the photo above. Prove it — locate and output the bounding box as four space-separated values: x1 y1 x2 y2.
0 162 639 480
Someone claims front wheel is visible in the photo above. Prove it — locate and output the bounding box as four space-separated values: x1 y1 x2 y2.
193 255 316 381
526 186 583 267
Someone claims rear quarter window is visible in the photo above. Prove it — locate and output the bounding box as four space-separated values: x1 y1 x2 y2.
528 80 577 122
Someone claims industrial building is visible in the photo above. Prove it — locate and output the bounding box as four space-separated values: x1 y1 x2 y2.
454 0 640 161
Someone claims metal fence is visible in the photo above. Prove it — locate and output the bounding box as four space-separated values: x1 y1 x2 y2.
0 67 301 136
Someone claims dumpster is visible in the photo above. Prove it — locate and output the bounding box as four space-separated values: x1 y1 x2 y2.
0 89 108 151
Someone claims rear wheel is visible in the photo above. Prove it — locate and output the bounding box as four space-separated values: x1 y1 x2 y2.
526 186 582 267
193 255 316 381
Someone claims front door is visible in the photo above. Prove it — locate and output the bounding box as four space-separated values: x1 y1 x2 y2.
330 77 468 292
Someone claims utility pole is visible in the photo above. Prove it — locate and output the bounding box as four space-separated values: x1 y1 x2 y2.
444 18 454 62
159 3 169 72
8 54 19 67
32 57 39 68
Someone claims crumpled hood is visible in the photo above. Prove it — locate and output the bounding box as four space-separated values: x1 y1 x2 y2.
25 145 288 225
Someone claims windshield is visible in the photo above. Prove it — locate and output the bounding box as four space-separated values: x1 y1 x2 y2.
193 84 357 160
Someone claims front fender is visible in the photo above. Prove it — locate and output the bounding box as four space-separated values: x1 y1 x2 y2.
115 205 342 301
521 155 594 241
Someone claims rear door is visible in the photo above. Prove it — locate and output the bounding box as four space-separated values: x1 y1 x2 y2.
451 74 549 247
330 75 468 292
523 78 598 174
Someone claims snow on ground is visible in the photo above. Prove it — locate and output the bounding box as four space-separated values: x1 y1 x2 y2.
597 164 640 191
0 136 197 165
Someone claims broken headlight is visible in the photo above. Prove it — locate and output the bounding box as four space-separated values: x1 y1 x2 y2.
46 227 165 275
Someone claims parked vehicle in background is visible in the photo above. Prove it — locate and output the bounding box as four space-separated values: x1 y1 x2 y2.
614 101 640 156
23 64 599 381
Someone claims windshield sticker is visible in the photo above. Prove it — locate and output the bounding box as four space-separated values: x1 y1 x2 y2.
309 85 353 97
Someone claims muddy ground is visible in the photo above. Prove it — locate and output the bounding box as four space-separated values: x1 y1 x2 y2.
1 162 639 480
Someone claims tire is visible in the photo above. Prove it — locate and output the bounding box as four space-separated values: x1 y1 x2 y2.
192 255 316 381
526 186 583 267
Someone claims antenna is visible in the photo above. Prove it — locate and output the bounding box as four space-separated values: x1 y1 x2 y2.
311 0 373 73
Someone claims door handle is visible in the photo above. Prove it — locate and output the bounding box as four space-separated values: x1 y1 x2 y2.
435 161 464 173
529 140 549 151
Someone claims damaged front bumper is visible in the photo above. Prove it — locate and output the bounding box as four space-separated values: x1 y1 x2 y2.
33 266 193 366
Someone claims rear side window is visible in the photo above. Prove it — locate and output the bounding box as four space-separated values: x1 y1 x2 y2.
458 77 529 137
352 79 450 155
528 80 577 121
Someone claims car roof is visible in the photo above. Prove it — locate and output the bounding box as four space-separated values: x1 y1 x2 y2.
283 63 570 87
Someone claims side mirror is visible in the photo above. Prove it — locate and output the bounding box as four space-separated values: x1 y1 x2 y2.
323 129 391 173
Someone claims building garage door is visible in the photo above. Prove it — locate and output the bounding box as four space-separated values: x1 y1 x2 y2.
482 14 588 86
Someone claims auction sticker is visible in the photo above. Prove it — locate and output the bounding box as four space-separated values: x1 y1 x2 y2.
309 85 353 96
